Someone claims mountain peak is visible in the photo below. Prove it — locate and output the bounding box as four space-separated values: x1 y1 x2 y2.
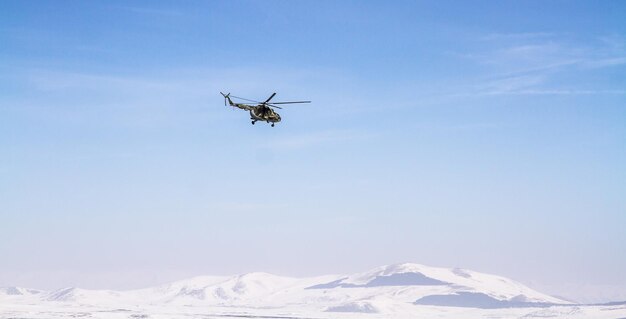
379 262 433 274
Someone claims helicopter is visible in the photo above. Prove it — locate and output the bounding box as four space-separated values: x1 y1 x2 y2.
220 92 310 127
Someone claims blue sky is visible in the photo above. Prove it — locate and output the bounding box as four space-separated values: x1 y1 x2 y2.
1 1 625 301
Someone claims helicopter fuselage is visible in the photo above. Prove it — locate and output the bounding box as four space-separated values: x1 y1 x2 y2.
251 106 281 123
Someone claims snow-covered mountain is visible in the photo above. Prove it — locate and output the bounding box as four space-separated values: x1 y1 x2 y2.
4 263 626 319
0 286 43 298
3 263 571 312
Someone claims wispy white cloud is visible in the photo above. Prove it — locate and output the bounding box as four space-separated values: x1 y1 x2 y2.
116 6 185 17
481 89 626 96
476 72 626 96
461 33 626 97
479 32 557 41
598 34 626 51
209 202 289 213
19 66 344 109
582 56 626 68
479 74 547 94
262 130 370 150
472 43 583 72
27 71 183 92
2 66 361 130
413 122 507 132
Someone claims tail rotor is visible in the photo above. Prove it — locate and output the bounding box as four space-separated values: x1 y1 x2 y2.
220 92 231 107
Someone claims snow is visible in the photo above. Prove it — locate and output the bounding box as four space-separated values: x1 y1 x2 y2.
1 263 625 319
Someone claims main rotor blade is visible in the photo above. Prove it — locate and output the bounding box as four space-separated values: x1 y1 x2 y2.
230 95 262 104
269 101 311 104
264 92 277 104
267 104 283 109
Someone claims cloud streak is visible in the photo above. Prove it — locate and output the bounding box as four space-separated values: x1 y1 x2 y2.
461 33 626 97
262 130 370 150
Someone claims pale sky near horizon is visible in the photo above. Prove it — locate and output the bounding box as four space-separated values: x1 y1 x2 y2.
1 1 625 303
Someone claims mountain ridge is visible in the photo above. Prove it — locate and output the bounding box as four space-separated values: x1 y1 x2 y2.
1 263 573 312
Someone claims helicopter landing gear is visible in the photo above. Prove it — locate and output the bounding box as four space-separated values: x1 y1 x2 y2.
271 123 275 127
251 120 256 125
